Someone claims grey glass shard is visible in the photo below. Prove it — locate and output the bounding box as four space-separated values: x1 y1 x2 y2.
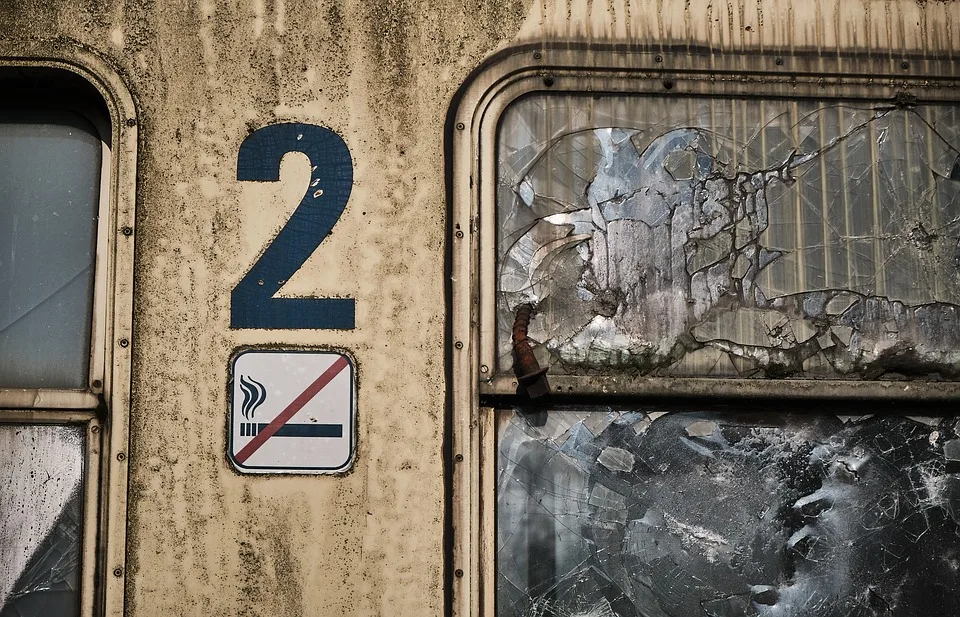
496 96 960 380
497 409 960 617
0 111 102 388
0 425 83 617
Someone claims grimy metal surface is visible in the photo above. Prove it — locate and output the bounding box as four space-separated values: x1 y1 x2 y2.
0 1 958 617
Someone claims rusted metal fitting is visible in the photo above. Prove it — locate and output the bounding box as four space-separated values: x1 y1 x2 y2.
512 304 550 399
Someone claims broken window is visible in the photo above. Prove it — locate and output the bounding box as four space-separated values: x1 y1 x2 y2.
451 51 960 617
489 92 960 616
0 426 84 617
497 408 960 617
497 95 960 379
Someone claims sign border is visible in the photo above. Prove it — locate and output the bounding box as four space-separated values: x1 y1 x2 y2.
227 348 356 475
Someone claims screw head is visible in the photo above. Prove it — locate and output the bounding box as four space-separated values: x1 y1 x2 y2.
117 452 126 461
454 341 463 349
122 226 133 236
455 569 464 578
543 76 555 87
775 57 784 66
455 230 464 238
113 567 123 577
91 425 101 434
119 338 129 348
901 60 910 70
479 365 489 374
456 122 465 130
533 51 542 60
125 118 136 127
654 54 663 63
454 453 464 462
92 379 102 389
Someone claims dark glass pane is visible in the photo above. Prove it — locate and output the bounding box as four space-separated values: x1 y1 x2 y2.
498 408 960 617
0 112 102 388
0 425 83 617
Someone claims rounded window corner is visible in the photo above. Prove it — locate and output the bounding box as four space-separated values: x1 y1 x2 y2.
0 48 138 138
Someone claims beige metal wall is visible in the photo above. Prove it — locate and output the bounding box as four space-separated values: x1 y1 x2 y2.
0 1 957 616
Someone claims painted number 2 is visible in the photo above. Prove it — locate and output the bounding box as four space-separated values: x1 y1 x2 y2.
232 123 355 329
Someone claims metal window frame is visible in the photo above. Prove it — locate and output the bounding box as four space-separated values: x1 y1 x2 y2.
448 45 960 617
0 48 138 617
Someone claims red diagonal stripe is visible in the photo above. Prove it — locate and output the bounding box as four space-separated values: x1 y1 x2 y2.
234 355 349 464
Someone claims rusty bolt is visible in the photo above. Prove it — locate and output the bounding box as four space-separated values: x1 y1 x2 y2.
113 567 123 577
543 76 555 87
119 338 129 348
92 379 102 388
122 226 133 236
117 452 126 461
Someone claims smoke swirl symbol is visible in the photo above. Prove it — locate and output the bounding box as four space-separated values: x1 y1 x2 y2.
239 375 267 419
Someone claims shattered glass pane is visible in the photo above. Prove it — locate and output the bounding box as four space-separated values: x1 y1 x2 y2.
497 408 960 617
496 96 960 379
0 425 83 617
0 112 101 388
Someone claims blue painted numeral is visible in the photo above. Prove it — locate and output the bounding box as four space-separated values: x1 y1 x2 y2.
232 123 355 329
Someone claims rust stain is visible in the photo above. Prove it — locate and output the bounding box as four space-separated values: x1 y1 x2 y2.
512 304 550 398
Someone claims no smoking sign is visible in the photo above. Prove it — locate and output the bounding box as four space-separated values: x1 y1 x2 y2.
229 350 356 474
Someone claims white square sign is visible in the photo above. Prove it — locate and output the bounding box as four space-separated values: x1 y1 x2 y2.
229 350 355 474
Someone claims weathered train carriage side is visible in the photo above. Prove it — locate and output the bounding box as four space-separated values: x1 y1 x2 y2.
0 1 957 617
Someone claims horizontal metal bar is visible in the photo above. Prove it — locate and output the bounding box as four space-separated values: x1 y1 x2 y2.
0 389 99 409
480 375 960 401
0 408 99 423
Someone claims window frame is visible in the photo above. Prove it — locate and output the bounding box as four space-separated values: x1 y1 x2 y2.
448 45 960 617
0 54 137 617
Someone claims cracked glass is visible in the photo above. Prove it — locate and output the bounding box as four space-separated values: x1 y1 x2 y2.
0 425 83 617
0 111 102 389
496 95 960 379
497 408 960 617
